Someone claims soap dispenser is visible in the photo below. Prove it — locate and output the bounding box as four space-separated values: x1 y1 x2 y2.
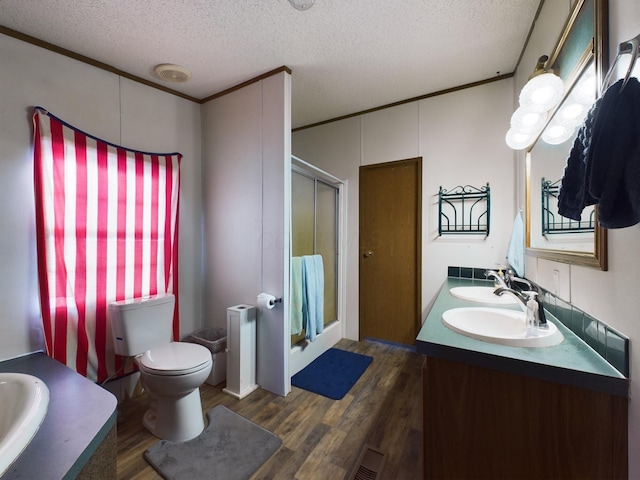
494 267 505 288
525 292 539 337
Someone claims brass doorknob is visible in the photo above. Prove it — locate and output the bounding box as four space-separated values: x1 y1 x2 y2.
364 251 374 258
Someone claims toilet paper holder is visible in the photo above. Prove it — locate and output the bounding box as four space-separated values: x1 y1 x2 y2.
256 292 282 309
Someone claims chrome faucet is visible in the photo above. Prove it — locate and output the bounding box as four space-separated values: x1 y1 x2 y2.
493 286 528 306
493 287 548 328
484 269 509 288
486 266 534 293
510 275 533 292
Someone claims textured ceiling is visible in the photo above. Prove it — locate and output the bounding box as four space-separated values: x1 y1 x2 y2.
0 0 540 129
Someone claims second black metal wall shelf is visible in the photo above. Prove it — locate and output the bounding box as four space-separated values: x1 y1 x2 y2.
438 183 490 236
541 178 594 235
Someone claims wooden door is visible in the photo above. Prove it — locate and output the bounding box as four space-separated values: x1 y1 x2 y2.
359 158 421 345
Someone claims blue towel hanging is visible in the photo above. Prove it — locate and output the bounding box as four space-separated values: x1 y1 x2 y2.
301 254 325 341
506 212 525 276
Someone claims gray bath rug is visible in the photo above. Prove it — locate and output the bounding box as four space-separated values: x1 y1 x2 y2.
144 405 282 480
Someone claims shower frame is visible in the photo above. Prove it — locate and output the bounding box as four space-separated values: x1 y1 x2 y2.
289 156 346 377
291 166 339 334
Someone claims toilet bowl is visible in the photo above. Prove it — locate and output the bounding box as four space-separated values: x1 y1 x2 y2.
109 294 212 442
137 342 212 442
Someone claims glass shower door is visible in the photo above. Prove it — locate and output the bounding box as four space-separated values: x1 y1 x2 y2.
291 170 338 345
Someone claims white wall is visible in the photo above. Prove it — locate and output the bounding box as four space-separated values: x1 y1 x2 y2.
202 72 291 396
419 80 516 315
0 33 203 361
293 77 517 337
517 1 640 476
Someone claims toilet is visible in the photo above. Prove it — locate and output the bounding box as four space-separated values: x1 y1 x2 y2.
109 293 212 442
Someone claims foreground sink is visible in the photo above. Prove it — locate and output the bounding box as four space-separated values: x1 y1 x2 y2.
449 286 518 305
0 373 50 476
442 307 564 347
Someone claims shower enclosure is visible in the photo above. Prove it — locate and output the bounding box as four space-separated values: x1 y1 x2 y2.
291 164 339 345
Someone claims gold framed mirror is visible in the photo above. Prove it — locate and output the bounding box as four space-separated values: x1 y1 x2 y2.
525 0 608 270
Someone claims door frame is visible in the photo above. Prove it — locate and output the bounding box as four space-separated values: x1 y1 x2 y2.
358 157 422 344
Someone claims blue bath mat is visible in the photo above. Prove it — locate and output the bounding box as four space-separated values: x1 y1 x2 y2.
291 348 373 400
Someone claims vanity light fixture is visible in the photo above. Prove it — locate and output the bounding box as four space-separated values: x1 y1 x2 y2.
519 56 564 112
288 0 315 11
544 69 594 136
506 55 564 150
539 64 596 145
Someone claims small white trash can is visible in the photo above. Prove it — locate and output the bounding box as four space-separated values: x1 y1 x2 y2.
186 327 227 386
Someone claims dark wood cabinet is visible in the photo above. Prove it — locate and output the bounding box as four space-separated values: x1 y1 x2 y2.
422 356 628 479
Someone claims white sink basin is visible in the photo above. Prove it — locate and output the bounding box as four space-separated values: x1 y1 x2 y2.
0 373 50 476
442 307 564 347
449 286 518 305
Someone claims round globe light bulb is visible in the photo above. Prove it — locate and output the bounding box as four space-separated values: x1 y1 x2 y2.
519 72 564 113
555 101 587 128
505 127 535 150
541 123 576 145
572 73 597 105
510 107 546 134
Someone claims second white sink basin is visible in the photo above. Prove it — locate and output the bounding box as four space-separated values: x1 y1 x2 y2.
442 307 564 347
0 373 50 476
449 286 518 305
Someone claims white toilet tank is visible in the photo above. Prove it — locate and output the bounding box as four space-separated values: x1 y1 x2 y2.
109 293 175 356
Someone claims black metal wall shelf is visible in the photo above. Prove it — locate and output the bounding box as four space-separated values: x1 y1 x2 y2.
438 183 490 236
541 178 594 235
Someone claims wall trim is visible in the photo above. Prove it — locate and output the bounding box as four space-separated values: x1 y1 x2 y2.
292 73 514 132
0 26 201 103
0 26 290 106
200 66 292 104
2 24 514 131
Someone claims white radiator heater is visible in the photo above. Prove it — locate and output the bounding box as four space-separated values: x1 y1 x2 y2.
222 304 258 399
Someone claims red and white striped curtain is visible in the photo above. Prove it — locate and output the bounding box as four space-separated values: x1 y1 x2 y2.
33 107 181 383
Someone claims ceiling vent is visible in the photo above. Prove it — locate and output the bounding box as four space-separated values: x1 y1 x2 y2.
153 64 192 83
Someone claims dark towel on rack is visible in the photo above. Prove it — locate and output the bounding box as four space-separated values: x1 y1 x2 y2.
558 78 640 228
587 78 640 228
557 98 600 221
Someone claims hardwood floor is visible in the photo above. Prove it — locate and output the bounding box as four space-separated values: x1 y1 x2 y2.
116 339 423 479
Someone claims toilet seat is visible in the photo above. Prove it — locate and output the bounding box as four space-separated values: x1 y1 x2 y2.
139 342 212 376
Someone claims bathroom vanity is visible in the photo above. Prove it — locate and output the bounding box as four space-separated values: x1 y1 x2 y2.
0 352 117 479
417 277 629 479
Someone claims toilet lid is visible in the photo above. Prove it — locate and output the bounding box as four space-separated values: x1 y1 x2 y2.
139 342 212 376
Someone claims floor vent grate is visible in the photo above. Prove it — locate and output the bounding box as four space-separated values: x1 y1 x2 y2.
348 444 386 480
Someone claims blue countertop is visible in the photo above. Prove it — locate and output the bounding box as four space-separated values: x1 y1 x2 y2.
417 277 629 397
0 352 117 479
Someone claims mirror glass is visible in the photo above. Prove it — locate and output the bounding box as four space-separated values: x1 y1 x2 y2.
525 0 608 270
528 58 596 253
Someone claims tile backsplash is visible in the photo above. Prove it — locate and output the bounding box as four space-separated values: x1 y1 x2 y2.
448 266 630 378
542 290 629 378
447 265 491 280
